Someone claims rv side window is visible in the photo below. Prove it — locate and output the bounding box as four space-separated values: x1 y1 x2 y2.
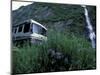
23 23 30 33
14 28 17 33
18 26 23 32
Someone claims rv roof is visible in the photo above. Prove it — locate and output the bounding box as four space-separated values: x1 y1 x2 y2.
30 19 47 30
14 19 47 30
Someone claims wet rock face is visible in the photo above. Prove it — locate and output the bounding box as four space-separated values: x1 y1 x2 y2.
47 49 71 71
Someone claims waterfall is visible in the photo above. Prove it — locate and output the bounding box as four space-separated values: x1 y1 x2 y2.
81 5 96 48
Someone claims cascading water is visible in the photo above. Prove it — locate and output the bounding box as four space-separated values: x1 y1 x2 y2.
81 5 96 48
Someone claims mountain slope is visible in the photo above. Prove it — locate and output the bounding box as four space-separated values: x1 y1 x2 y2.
12 2 96 36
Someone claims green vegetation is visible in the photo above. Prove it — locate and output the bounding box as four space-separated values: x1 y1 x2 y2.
12 2 96 74
12 30 96 74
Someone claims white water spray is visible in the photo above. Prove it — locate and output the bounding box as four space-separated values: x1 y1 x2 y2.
81 5 96 48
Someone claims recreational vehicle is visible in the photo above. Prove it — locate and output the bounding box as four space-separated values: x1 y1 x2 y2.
12 19 47 44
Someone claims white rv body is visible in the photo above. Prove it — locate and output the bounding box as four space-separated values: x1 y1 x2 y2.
12 19 47 44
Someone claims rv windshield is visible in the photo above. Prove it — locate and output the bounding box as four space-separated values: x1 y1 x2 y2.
32 24 46 36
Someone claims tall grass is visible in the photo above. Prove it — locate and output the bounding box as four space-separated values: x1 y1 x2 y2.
12 30 96 74
47 30 96 70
